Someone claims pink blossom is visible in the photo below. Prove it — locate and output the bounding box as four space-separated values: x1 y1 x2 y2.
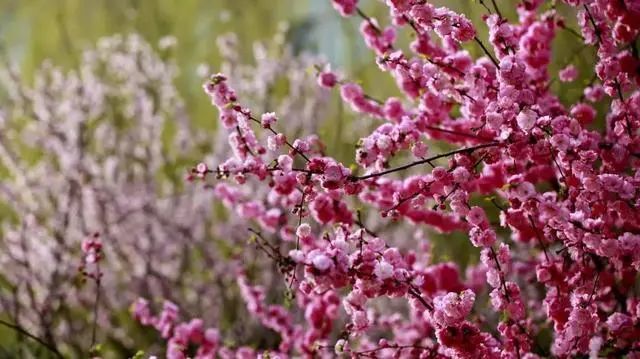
374 260 394 280
431 290 476 327
466 206 488 227
516 109 537 132
332 0 358 17
312 253 333 272
317 71 338 88
260 112 277 127
559 65 579 82
296 223 311 238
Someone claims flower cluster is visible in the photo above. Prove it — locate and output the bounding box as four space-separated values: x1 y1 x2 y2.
78 232 103 281
133 299 221 359
152 0 640 358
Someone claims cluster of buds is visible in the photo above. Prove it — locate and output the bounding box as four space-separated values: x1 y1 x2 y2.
79 232 103 282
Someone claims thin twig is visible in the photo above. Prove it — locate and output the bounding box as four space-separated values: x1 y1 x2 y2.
89 265 101 352
478 0 493 15
490 0 503 19
423 125 494 141
356 7 382 35
528 215 550 262
247 115 310 162
0 319 63 358
474 36 500 68
351 142 500 181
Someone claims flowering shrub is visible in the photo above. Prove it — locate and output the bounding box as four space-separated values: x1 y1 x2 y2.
0 30 328 357
135 0 640 358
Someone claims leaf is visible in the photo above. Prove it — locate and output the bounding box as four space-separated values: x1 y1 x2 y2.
89 343 103 356
131 350 145 359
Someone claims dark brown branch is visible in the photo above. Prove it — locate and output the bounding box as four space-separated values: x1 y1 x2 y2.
474 36 500 68
528 215 550 262
355 343 434 357
423 125 494 141
89 269 101 353
356 7 381 35
236 126 257 157
407 286 434 311
247 115 311 162
561 25 585 41
490 0 503 19
478 0 493 15
583 4 603 44
0 319 63 358
350 142 500 181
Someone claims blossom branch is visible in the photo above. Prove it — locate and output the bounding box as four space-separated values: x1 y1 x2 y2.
350 142 500 181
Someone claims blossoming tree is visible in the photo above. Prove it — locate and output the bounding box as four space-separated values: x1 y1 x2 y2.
142 0 639 357
0 30 329 357
0 0 640 359
135 0 640 358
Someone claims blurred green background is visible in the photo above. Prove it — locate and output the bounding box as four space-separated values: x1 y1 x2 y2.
0 0 595 129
